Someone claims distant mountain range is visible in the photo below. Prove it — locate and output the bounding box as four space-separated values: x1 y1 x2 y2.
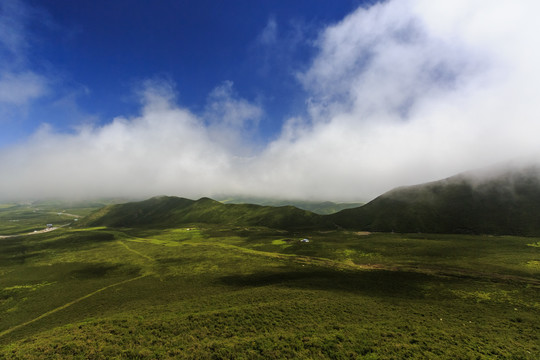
217 197 364 215
82 162 540 236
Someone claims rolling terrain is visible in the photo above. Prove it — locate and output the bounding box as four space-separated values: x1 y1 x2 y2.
80 196 327 231
0 164 539 358
0 217 538 358
78 163 540 237
331 163 540 236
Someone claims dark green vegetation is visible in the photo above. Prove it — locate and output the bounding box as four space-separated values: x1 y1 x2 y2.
82 162 540 237
218 196 364 215
80 196 325 231
330 164 540 236
1 202 539 359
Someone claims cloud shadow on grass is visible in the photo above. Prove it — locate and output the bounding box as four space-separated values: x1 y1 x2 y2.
218 267 441 299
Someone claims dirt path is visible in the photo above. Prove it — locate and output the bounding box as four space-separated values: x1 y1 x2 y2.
117 240 154 262
0 238 154 339
0 274 149 339
0 224 71 239
49 212 81 218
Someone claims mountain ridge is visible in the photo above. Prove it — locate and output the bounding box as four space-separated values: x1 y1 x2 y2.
80 195 327 231
80 163 540 236
217 196 364 215
330 164 540 235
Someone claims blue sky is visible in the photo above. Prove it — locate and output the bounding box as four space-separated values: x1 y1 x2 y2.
2 0 364 146
1 0 540 201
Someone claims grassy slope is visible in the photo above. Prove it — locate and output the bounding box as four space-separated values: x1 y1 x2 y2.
81 196 327 231
79 196 196 228
0 224 538 359
331 167 540 236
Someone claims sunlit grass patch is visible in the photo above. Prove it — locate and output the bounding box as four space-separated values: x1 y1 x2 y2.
3 281 56 292
334 249 381 263
124 236 180 247
69 226 108 232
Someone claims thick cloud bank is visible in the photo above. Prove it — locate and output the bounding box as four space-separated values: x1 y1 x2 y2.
1 0 540 201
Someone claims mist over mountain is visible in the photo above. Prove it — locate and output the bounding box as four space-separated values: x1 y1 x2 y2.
78 162 540 237
331 163 540 236
217 196 364 215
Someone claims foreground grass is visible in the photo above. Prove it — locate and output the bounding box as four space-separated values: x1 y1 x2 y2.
0 224 538 359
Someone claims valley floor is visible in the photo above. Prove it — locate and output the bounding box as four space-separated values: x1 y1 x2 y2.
0 225 538 359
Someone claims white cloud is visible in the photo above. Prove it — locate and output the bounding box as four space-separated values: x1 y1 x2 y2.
258 17 278 45
252 0 540 200
1 0 540 202
0 81 257 200
203 81 263 153
0 71 48 105
205 80 262 129
0 0 50 117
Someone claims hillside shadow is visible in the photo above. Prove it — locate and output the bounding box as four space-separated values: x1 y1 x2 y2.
218 268 439 299
40 232 116 250
0 241 28 265
70 263 141 279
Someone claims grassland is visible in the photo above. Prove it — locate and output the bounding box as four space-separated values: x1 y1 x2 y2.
0 205 539 358
331 167 540 236
0 201 103 236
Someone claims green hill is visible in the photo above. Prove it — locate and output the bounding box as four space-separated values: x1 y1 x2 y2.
331 164 540 236
80 196 327 230
80 163 540 236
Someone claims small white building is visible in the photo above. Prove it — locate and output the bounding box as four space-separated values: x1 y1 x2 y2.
301 238 310 243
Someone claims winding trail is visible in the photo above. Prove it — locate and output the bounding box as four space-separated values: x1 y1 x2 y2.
117 240 154 261
0 237 158 339
0 238 158 339
0 274 149 339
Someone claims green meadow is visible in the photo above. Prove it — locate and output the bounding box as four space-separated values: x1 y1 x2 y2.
0 206 539 358
0 201 101 236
